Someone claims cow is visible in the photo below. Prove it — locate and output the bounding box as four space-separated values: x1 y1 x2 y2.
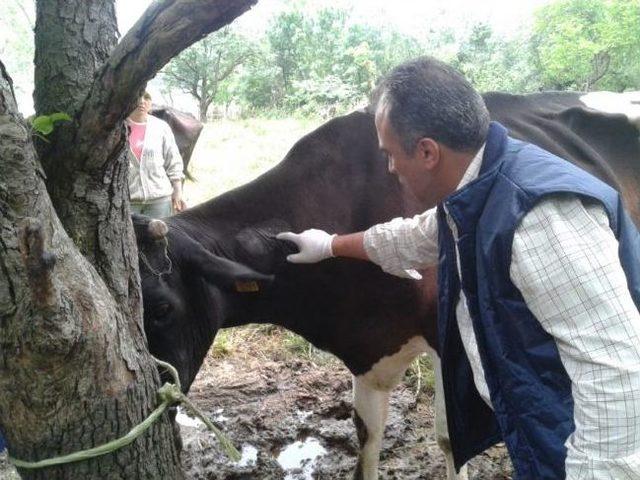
149 105 204 176
134 91 640 480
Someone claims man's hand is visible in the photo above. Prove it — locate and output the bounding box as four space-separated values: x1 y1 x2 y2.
276 229 336 263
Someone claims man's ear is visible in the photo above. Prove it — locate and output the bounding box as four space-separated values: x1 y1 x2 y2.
416 137 440 170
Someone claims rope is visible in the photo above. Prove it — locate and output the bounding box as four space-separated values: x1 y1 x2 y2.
139 237 173 277
9 357 240 469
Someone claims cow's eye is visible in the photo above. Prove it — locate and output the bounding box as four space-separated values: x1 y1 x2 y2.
154 302 172 318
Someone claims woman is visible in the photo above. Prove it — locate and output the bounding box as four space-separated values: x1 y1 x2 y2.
127 91 186 217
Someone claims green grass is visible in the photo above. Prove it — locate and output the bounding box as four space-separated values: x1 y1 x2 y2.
405 354 436 396
183 117 324 207
211 324 336 366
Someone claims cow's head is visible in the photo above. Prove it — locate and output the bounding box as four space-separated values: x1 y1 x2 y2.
132 214 274 392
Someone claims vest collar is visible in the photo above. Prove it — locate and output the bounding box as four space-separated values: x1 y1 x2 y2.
442 122 510 233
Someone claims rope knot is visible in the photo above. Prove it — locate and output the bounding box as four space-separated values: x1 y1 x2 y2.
157 383 183 405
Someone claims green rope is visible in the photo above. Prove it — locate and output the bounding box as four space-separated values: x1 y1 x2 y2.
8 357 241 469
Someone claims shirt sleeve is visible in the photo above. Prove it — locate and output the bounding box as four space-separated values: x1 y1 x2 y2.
510 195 640 479
161 123 185 182
363 207 439 278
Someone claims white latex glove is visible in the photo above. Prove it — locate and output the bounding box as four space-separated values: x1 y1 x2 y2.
276 229 336 263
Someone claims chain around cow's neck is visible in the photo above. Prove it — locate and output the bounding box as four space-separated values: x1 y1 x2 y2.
139 237 173 277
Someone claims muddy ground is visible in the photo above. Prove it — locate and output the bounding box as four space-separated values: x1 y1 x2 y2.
179 343 513 480
0 334 513 479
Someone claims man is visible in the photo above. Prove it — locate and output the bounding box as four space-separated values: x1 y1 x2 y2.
127 91 186 217
277 57 640 479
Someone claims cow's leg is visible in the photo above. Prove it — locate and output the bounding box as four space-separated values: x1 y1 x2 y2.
351 336 428 480
429 348 469 480
352 376 390 480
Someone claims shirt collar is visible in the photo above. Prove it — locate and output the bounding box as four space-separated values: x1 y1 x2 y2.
455 143 485 192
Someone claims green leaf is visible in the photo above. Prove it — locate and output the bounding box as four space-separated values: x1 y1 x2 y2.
31 116 54 135
48 112 72 123
30 112 71 136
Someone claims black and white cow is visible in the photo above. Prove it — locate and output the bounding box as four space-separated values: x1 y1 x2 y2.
134 91 640 480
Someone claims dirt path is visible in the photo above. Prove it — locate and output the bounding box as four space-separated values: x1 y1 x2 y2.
180 351 513 479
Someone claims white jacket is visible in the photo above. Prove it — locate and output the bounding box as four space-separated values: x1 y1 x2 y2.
128 115 184 203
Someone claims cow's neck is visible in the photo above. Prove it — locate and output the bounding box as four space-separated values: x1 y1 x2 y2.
170 111 439 362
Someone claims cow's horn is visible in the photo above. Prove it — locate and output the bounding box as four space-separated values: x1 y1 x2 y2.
148 219 168 239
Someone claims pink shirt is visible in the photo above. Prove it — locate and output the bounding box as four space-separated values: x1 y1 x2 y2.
128 120 147 161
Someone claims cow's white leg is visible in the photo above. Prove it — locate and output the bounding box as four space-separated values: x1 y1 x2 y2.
429 348 469 480
352 376 390 480
351 336 428 480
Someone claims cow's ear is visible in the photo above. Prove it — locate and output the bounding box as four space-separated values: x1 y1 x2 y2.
233 220 297 273
187 244 273 294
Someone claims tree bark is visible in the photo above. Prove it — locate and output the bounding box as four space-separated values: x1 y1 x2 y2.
1 59 183 480
0 0 258 478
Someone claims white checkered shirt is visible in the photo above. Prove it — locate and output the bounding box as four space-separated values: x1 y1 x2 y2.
363 147 640 479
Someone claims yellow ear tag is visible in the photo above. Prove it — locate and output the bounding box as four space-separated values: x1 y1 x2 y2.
235 280 260 293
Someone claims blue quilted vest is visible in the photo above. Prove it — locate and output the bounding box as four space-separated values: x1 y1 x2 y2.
438 122 640 478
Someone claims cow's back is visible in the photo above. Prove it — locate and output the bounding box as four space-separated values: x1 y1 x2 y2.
483 91 640 224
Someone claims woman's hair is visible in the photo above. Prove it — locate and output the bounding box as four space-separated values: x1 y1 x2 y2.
374 56 490 153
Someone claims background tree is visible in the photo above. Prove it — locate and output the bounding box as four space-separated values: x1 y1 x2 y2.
163 27 254 121
531 0 640 91
453 23 541 93
267 10 308 92
0 1 257 479
257 6 423 116
236 46 285 113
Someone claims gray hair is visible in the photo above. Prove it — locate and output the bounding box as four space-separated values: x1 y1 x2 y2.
373 57 490 154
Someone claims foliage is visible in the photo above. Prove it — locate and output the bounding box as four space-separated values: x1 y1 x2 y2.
236 47 285 113
9 1 638 119
163 27 255 121
531 0 640 91
2 0 640 122
246 6 424 116
30 112 71 136
453 23 541 93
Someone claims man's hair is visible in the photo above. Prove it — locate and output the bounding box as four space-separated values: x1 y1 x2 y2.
373 56 490 154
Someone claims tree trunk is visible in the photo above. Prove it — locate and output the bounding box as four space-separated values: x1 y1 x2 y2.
0 1 258 478
0 59 183 480
199 97 209 122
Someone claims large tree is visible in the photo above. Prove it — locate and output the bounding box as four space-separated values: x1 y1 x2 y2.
0 1 257 479
163 27 254 121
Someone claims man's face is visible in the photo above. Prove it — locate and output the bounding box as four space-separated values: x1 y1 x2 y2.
375 106 436 205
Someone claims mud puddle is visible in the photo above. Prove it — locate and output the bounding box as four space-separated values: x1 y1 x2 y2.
0 348 512 479
180 354 513 479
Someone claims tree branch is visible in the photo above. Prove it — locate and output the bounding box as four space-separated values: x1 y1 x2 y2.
12 0 34 30
76 0 258 169
588 50 611 90
216 53 252 83
0 60 18 116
